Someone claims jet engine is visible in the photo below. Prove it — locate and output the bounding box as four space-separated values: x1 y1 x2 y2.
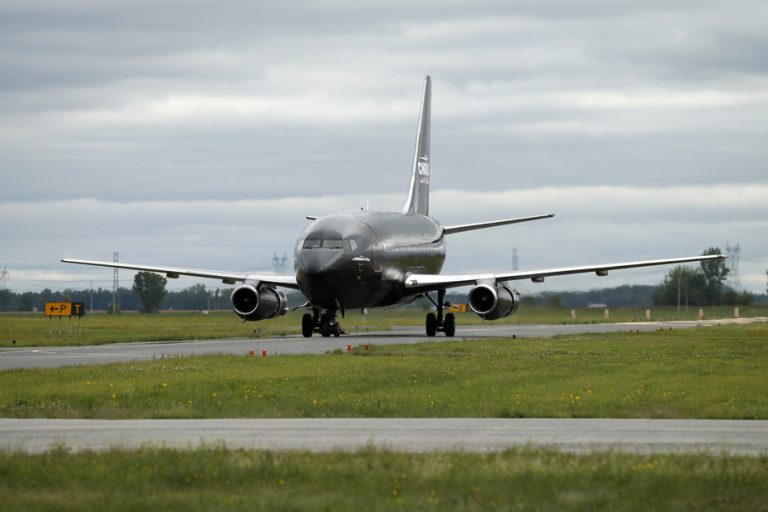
467 283 520 320
230 284 289 321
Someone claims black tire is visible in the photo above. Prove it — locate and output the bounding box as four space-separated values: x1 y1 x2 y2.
444 313 456 337
333 322 342 337
320 321 332 337
425 312 437 337
302 313 313 338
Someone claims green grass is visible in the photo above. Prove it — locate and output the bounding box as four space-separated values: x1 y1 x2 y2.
1 304 765 347
1 324 765 419
1 446 766 511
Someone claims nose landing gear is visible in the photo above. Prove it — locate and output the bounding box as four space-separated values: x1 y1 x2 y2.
425 289 455 337
302 308 343 338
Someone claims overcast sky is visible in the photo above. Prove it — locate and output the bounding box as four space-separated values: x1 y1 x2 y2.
1 0 766 295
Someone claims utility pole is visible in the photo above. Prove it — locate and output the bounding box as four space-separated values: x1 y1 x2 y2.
512 248 519 271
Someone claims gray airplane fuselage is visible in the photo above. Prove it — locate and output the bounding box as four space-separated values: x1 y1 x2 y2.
295 211 446 309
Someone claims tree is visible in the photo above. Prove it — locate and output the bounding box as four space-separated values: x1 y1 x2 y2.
652 266 705 307
177 283 210 310
132 271 167 314
722 289 753 306
699 247 728 305
653 248 728 307
0 289 13 310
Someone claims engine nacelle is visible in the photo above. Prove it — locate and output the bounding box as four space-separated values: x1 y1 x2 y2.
230 284 289 321
467 283 520 321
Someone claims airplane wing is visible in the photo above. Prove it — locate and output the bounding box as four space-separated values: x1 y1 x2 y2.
404 254 725 292
61 258 300 290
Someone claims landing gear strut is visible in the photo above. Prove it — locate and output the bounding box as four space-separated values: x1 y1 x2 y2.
425 289 455 337
302 308 343 338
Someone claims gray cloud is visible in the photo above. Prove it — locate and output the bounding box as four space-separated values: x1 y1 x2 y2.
1 0 766 292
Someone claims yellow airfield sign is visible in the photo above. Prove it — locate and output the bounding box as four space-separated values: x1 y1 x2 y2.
45 302 85 317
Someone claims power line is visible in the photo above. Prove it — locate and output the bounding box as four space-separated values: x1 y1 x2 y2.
272 252 288 274
725 242 742 290
0 266 8 290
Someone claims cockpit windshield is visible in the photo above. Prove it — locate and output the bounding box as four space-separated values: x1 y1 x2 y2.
323 239 344 249
302 239 344 249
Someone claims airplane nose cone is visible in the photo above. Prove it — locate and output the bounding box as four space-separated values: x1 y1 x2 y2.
296 250 349 306
296 250 345 275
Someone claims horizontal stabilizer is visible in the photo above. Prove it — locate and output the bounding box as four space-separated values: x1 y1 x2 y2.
443 214 554 235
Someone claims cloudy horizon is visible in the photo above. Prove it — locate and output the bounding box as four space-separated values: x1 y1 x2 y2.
1 0 766 295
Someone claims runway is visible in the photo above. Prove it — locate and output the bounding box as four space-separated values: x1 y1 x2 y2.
1 317 762 370
1 418 765 455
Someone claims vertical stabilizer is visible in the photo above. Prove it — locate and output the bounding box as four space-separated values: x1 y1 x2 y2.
402 75 431 215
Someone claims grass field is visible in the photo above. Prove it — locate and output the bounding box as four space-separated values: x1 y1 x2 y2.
1 324 765 419
1 304 765 347
1 446 766 511
2 318 766 509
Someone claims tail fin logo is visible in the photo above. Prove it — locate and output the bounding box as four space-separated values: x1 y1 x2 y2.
418 157 430 184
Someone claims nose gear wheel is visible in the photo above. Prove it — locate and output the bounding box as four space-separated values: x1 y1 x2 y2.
302 307 344 338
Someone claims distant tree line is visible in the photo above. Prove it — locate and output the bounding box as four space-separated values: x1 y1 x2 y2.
0 284 235 313
651 247 754 307
0 280 307 313
1 250 762 312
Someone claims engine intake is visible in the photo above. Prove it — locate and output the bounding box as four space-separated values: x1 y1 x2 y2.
230 284 289 321
468 283 520 321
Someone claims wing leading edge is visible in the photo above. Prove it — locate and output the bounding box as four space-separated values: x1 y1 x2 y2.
61 258 300 289
404 254 726 292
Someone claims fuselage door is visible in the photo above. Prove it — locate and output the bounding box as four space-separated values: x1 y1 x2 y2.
357 222 381 277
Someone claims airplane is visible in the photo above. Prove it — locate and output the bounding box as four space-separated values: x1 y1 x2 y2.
63 76 724 338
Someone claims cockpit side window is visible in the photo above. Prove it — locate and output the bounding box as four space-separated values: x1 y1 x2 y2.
345 239 358 251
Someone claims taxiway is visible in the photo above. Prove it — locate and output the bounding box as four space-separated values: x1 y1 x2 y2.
1 318 762 370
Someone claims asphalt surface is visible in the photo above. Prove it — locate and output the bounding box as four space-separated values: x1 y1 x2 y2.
2 318 763 370
1 418 766 455
2 319 765 456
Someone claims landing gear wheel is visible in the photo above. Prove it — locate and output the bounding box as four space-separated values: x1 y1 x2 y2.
333 322 342 337
320 321 332 337
302 313 313 338
426 312 437 337
444 313 456 337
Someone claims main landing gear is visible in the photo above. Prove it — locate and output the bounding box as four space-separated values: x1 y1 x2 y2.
424 289 455 337
302 308 343 338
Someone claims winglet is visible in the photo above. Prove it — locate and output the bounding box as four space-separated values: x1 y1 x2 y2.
401 75 431 215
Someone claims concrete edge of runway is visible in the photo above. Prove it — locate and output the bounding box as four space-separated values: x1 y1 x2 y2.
2 418 766 456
